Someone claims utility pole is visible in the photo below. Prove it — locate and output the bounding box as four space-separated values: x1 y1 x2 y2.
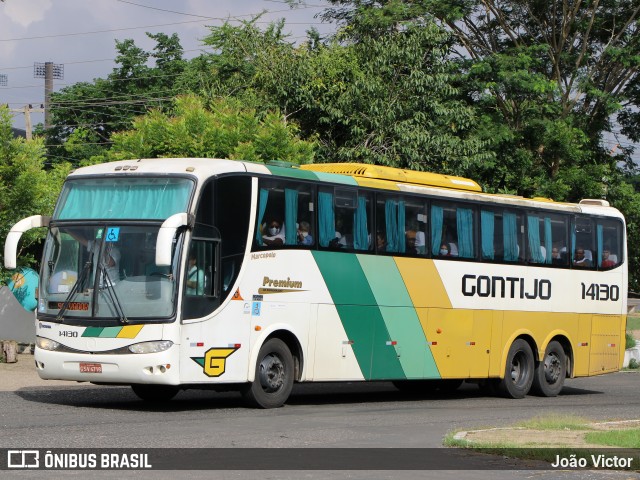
34 62 63 129
9 105 44 140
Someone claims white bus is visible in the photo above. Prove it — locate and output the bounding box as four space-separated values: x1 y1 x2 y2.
4 158 627 407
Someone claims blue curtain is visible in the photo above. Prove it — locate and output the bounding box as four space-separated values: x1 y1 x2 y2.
56 181 192 220
285 189 298 245
397 201 406 253
255 188 269 246
481 210 494 260
431 205 443 256
318 192 335 247
456 208 474 258
353 196 369 250
503 212 519 261
544 217 553 264
384 200 406 253
527 216 544 263
385 200 399 252
597 224 604 268
571 225 576 262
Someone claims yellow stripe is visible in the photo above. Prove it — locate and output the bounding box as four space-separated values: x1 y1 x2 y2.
116 325 144 339
394 258 452 308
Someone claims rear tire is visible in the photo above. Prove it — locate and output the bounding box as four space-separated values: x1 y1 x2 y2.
531 341 566 397
131 384 179 402
242 338 294 408
497 339 534 399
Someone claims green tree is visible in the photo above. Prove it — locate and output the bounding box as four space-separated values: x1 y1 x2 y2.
185 16 490 174
93 95 315 165
0 107 71 281
47 33 186 163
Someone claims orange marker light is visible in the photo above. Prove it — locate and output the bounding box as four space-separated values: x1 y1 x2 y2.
255 326 262 331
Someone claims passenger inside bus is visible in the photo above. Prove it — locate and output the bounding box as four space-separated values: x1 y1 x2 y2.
297 221 313 246
376 231 387 252
573 248 592 268
601 248 616 268
186 253 205 295
261 218 286 246
439 243 451 256
405 230 419 254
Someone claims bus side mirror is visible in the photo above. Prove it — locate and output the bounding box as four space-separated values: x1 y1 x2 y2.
156 213 194 266
4 215 51 269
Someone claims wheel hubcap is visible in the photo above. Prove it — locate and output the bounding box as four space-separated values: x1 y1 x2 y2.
544 353 561 384
259 353 285 393
510 353 526 385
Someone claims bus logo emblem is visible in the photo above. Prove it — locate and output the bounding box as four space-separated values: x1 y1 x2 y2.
191 347 238 377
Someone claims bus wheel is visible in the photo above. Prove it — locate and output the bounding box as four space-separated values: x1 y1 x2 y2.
131 384 179 402
531 341 566 397
242 338 294 409
497 339 534 399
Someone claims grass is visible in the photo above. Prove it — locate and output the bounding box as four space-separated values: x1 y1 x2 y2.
627 314 640 332
585 429 640 448
445 415 640 468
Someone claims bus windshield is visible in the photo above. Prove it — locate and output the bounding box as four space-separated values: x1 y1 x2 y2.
40 224 180 322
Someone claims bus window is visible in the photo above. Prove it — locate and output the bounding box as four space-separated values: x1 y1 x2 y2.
431 202 475 259
526 213 568 266
255 180 315 249
573 217 595 268
320 187 372 252
377 194 426 255
597 218 623 269
482 209 524 263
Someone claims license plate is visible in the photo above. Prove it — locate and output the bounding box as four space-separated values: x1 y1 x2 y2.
79 362 102 373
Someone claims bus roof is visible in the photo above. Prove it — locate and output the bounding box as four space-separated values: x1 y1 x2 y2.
66 158 624 220
300 163 483 192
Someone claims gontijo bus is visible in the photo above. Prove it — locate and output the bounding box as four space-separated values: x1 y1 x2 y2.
4 158 627 407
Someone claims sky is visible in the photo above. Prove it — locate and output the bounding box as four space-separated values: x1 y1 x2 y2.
0 0 335 131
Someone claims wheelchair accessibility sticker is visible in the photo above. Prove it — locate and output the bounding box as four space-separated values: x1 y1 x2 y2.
106 227 120 242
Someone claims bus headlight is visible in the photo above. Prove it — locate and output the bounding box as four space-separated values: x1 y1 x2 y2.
128 340 173 354
36 337 61 351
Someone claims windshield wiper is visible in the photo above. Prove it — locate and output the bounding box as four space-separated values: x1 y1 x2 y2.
56 260 92 322
99 264 128 325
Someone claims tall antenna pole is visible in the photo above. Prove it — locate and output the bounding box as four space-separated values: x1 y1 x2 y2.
34 62 63 129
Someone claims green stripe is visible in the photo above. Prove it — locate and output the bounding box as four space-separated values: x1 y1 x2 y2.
266 165 320 181
82 327 104 337
358 255 440 379
312 251 405 380
311 171 359 186
99 326 123 338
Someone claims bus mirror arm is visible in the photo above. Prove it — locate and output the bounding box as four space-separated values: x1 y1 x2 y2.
4 215 51 269
156 213 194 266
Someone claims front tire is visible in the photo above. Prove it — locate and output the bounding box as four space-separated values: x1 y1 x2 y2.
497 339 534 399
531 341 566 397
131 384 179 402
242 338 294 408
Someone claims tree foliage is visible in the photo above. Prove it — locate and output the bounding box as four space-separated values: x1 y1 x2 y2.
47 32 186 162
92 95 316 165
0 107 71 281
184 16 490 175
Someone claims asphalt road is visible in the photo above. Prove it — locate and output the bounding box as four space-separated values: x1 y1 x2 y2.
1 371 639 479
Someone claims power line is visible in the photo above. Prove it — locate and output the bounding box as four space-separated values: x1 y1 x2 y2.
0 9 326 43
